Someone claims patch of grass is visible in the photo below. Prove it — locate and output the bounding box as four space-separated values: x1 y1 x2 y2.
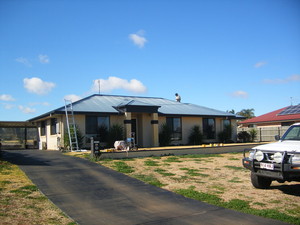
171 176 189 182
112 161 134 173
228 177 242 183
10 185 38 197
253 202 267 207
144 160 160 166
228 157 240 161
269 200 281 204
121 158 136 161
133 174 166 187
180 168 209 177
179 167 189 171
0 180 12 185
179 154 223 159
175 187 300 225
0 159 75 224
163 156 182 163
209 184 226 192
224 165 245 171
175 187 222 206
154 168 176 177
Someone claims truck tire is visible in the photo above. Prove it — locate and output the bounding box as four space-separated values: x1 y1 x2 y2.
251 172 272 189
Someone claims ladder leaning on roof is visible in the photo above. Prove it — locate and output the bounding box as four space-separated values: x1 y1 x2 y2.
64 99 79 151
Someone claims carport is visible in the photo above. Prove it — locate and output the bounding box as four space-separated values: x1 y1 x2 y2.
0 121 38 149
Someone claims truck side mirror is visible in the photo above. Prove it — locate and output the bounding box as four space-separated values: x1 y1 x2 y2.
275 135 280 141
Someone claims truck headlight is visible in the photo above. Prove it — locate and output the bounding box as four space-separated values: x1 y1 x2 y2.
273 152 283 164
254 151 264 161
291 154 300 164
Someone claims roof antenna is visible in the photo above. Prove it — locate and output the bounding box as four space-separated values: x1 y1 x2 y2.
98 80 101 94
290 97 293 106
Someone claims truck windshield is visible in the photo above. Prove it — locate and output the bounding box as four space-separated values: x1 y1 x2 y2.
281 125 300 141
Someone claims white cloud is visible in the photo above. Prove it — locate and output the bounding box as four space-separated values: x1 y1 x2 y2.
0 94 15 101
16 57 32 67
254 61 267 68
129 30 147 48
28 102 50 107
2 103 15 109
18 105 36 114
230 90 249 98
263 74 300 84
23 77 56 95
38 54 50 64
64 94 82 102
92 76 147 93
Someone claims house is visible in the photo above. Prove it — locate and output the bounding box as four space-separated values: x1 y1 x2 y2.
238 105 300 142
28 94 241 150
239 105 300 128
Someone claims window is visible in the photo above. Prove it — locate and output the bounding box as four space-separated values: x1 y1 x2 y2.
222 119 231 130
41 121 46 136
51 118 57 135
203 118 215 139
86 116 110 136
166 117 182 140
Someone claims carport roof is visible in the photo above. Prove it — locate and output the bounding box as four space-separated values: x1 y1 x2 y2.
28 94 240 121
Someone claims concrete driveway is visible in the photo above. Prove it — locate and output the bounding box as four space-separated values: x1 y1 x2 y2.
2 150 288 225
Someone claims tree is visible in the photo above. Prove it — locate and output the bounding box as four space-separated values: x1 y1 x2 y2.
237 108 255 120
227 109 235 114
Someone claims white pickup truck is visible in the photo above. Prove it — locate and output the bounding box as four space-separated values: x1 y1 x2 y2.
242 123 300 189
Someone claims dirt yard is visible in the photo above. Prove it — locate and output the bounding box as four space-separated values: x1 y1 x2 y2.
99 152 300 219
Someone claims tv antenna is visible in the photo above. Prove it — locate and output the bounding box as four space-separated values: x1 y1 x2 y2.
98 80 100 94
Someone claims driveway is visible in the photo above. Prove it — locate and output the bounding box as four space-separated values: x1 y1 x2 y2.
2 150 288 225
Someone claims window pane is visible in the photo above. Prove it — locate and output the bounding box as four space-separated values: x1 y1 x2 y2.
86 116 97 134
86 116 109 136
51 118 57 135
166 117 182 140
98 117 109 129
41 121 46 136
203 118 215 139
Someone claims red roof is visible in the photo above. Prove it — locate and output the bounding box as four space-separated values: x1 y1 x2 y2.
239 106 300 124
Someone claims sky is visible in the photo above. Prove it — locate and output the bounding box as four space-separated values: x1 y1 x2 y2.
1 0 300 121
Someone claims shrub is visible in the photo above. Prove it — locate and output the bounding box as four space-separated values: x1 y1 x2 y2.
107 124 124 147
98 125 108 143
249 129 258 142
159 123 171 146
64 125 84 150
218 125 232 143
188 125 203 145
237 131 251 143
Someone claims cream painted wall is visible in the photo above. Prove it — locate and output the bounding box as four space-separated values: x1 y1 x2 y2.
37 113 238 150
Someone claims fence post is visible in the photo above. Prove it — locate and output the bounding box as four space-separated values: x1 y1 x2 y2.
259 128 262 142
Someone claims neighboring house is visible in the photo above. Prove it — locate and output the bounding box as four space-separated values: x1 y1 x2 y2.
28 94 241 150
239 105 300 128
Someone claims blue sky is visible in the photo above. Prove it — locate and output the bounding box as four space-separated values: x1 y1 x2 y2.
1 0 299 121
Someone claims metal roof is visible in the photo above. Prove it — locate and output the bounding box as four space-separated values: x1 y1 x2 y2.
239 106 300 125
29 94 239 121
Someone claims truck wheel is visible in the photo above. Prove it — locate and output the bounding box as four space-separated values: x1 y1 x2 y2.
250 172 272 189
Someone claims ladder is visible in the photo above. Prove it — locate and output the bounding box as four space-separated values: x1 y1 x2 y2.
64 99 79 151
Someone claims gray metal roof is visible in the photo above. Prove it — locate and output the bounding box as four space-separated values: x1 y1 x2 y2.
29 94 239 121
